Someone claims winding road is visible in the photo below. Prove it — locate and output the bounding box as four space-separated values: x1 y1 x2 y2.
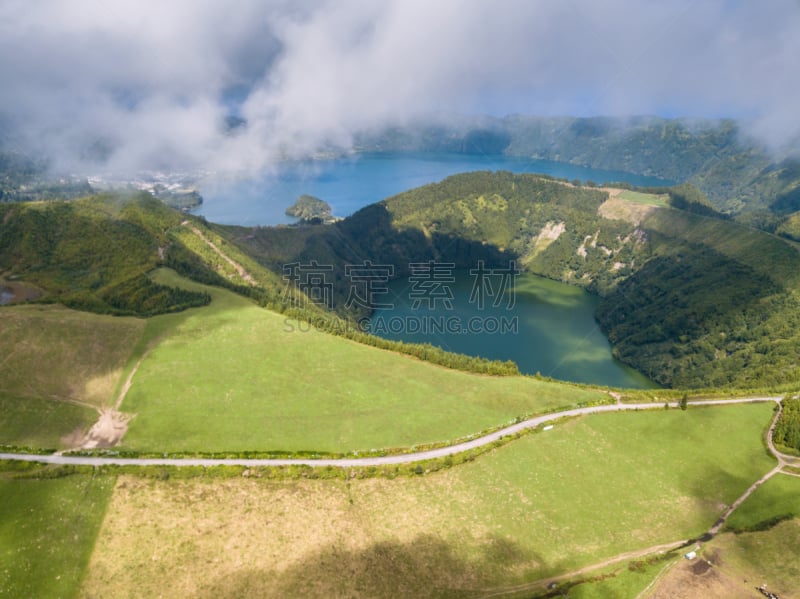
0 396 786 467
2 394 795 598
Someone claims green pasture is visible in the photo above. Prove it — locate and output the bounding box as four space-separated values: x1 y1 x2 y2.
121 269 606 453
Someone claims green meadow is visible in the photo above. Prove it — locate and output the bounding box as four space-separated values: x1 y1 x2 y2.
617 189 668 206
0 303 145 448
0 304 144 408
82 402 775 597
725 471 800 532
655 474 800 598
0 395 96 449
121 269 606 453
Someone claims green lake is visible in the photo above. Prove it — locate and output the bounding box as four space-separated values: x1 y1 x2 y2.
369 272 657 389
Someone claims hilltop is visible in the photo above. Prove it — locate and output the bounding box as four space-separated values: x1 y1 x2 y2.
227 171 800 389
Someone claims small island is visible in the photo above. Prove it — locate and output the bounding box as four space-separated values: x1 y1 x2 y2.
285 194 338 224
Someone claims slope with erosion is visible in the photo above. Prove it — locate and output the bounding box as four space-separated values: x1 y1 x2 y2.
228 171 800 389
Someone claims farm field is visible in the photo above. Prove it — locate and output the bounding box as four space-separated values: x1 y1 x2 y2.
80 403 775 597
617 189 669 206
0 395 97 449
120 270 607 454
0 472 114 599
725 472 800 532
646 474 800 598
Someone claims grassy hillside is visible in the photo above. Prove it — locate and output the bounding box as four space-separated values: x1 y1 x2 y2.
0 192 314 317
0 303 148 449
6 181 795 391
0 304 145 408
0 396 96 450
0 195 210 315
81 403 774 597
121 269 605 454
231 171 800 389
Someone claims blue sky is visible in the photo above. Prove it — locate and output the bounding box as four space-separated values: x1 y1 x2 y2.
0 0 797 172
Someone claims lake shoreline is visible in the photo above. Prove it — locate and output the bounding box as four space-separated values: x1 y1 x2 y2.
194 151 674 227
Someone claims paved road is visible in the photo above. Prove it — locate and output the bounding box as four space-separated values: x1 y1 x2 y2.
468 396 792 597
0 397 782 468
765 398 800 468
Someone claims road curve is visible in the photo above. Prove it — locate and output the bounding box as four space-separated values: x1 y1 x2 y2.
0 397 782 468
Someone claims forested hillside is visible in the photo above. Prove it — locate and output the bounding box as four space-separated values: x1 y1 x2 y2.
231 171 800 389
0 194 292 316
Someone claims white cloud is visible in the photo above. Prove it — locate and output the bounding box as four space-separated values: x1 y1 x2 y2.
0 0 798 173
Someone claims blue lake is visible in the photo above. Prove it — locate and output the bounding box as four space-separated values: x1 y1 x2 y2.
197 152 672 226
370 273 657 389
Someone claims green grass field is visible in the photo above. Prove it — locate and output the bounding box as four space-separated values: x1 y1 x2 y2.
0 395 97 449
81 403 774 597
120 269 607 453
725 472 800 531
640 474 800 598
562 558 675 599
617 189 668 207
0 304 145 408
711 519 800 597
410 403 775 578
0 473 115 599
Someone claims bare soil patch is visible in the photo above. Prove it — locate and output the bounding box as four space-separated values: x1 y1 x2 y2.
647 556 756 599
598 192 658 225
60 425 88 448
80 410 134 448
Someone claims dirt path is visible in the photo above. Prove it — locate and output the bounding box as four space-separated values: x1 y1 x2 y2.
112 347 153 411
58 343 156 454
483 399 791 597
479 539 690 598
181 220 256 285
